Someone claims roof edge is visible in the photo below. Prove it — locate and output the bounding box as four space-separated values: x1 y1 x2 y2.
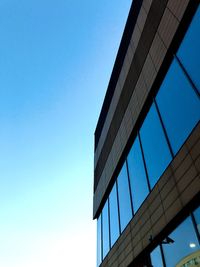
94 0 143 150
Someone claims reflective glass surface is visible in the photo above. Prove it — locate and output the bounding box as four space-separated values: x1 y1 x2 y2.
156 59 200 155
150 245 164 267
117 163 133 232
163 216 200 267
109 183 120 247
102 200 110 259
97 215 102 266
177 5 200 92
127 136 149 212
194 206 200 235
140 104 172 189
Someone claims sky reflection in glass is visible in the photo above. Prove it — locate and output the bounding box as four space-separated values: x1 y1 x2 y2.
102 200 110 259
150 245 164 267
109 183 120 247
194 206 200 235
97 215 102 266
156 59 200 155
127 136 149 212
117 164 132 232
140 104 172 189
177 5 200 92
162 217 200 267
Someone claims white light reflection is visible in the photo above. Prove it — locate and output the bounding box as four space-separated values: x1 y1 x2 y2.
189 243 196 248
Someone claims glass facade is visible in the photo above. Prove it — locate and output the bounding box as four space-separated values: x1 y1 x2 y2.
140 103 172 189
162 217 200 267
194 206 200 235
177 5 200 92
97 215 102 266
127 136 149 212
150 209 200 267
102 200 110 259
109 183 120 247
117 163 133 232
96 4 200 264
150 245 164 267
156 59 200 155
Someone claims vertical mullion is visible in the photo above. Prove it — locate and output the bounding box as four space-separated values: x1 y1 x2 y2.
138 131 151 192
175 55 200 99
125 159 134 217
160 244 167 267
154 99 174 158
116 179 122 234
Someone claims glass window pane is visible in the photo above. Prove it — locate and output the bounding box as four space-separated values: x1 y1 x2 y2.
102 200 110 259
194 206 200 235
156 59 200 155
109 183 120 247
140 104 172 189
150 245 164 267
177 5 200 92
163 216 200 267
97 215 102 266
117 163 132 232
127 136 149 213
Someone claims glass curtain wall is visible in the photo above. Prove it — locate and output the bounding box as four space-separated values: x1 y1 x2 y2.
150 245 164 267
177 5 200 92
156 59 200 155
150 207 200 267
139 103 172 189
127 136 150 212
96 4 200 264
102 200 110 259
117 163 133 232
97 215 102 266
109 182 120 247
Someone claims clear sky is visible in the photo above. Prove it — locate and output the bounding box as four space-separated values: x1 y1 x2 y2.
0 1 131 266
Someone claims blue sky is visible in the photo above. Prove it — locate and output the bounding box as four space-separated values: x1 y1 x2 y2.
0 1 131 266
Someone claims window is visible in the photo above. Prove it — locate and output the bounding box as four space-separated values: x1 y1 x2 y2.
156 59 200 155
150 245 164 267
109 183 120 247
102 200 110 259
97 215 102 266
162 216 200 267
194 206 200 235
117 163 133 232
140 103 172 189
127 136 149 212
177 5 200 92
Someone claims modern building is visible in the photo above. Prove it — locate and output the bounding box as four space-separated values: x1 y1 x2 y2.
93 0 200 266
